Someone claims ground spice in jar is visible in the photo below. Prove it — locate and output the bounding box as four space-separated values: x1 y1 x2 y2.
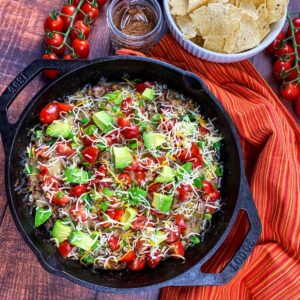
113 4 157 36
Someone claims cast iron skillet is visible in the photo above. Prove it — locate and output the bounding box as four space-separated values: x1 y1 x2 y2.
0 56 261 293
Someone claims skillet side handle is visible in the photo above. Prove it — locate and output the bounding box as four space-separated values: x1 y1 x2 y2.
0 59 89 155
170 177 261 286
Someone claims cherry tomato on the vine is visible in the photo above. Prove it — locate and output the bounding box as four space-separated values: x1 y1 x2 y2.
44 14 64 32
42 53 60 80
70 20 91 40
97 0 107 9
78 2 99 23
288 63 300 81
287 18 300 37
61 4 77 31
266 31 285 54
45 32 66 55
275 43 295 63
272 59 292 80
63 53 74 60
71 38 90 59
280 82 300 100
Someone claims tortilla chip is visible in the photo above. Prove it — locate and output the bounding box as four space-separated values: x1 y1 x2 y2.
176 15 198 39
190 4 242 38
239 0 258 20
203 36 226 52
191 35 205 46
168 0 188 16
257 3 270 40
210 0 229 3
188 0 208 12
267 0 286 23
224 14 260 53
253 0 266 8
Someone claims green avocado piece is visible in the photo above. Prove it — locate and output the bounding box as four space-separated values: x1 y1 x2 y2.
69 230 94 251
92 111 113 132
155 166 175 183
46 121 70 138
34 208 52 227
113 146 133 169
63 166 89 184
152 230 168 244
120 207 137 230
128 187 147 205
143 132 166 149
152 193 173 213
52 220 72 243
142 88 155 101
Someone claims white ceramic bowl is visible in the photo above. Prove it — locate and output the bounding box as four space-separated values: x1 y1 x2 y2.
163 0 287 63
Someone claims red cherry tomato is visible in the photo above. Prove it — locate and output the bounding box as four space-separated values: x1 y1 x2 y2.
70 184 87 197
63 53 74 60
169 241 185 258
42 53 60 80
148 183 162 194
82 146 99 165
70 20 91 40
165 228 180 243
56 103 74 112
96 165 108 179
134 171 146 186
147 250 162 269
209 190 220 202
106 208 125 222
97 0 107 9
127 256 146 271
45 32 66 55
174 214 187 232
58 241 74 258
202 180 214 194
120 97 134 113
117 117 131 128
82 135 95 146
71 38 90 59
119 250 136 263
296 97 300 117
78 2 99 23
266 31 285 54
118 173 132 185
56 143 75 156
199 126 210 135
132 215 147 230
52 192 70 205
108 235 119 251
41 176 60 191
177 184 192 202
190 155 203 169
136 239 146 252
39 166 49 180
275 43 295 63
288 63 300 81
190 142 200 156
40 102 60 124
287 18 300 37
280 82 300 100
61 4 76 31
69 202 88 222
125 161 141 172
135 81 154 93
272 59 292 80
44 14 64 32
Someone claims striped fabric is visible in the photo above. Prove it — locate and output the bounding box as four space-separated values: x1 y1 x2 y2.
148 35 300 300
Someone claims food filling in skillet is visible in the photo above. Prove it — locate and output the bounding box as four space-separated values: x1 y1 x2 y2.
24 80 223 271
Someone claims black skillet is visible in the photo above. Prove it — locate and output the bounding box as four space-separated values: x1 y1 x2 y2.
0 56 261 293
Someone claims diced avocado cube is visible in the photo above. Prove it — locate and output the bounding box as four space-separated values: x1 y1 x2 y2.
34 208 52 228
142 88 155 101
143 132 166 149
103 187 114 197
176 162 193 180
152 230 168 244
92 111 113 132
46 121 70 138
120 207 137 230
113 146 133 169
52 220 72 243
69 230 94 251
63 166 89 184
152 193 173 213
155 166 175 183
128 187 147 205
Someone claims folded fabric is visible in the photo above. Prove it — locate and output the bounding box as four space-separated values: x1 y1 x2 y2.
148 34 300 300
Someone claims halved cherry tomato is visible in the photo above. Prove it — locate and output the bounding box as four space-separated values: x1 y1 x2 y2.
208 190 220 202
117 117 131 128
40 102 60 124
177 184 192 202
106 208 125 222
169 241 185 258
82 146 99 165
71 38 90 59
70 184 87 197
174 214 186 232
280 82 300 100
96 165 108 179
119 250 136 263
165 228 180 243
191 142 200 156
199 126 210 135
106 129 122 145
190 155 203 169
61 4 76 31
58 241 74 258
78 1 99 23
56 143 75 156
136 239 146 252
118 173 132 185
135 81 154 93
82 135 95 146
134 171 146 186
45 32 66 55
42 53 60 80
127 256 146 271
120 97 134 113
132 215 147 230
52 192 70 205
108 235 119 251
69 202 88 222
147 250 162 269
202 180 214 194
56 103 74 112
39 166 49 180
41 176 59 190
35 148 50 159
148 183 162 194
70 20 91 40
125 161 141 172
267 31 285 54
121 125 140 139
44 14 64 32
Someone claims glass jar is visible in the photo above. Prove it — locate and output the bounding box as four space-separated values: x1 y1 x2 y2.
107 0 163 54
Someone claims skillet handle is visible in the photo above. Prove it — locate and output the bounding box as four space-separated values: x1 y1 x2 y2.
0 58 89 155
171 177 261 286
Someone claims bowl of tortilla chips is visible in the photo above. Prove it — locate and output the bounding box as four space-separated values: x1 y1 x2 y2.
164 0 287 63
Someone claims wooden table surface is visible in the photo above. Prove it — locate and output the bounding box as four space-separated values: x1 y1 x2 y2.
0 1 299 300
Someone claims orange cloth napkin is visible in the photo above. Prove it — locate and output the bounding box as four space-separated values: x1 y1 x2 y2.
148 35 300 300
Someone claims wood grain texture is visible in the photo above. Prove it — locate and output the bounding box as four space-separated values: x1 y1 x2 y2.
0 0 299 299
